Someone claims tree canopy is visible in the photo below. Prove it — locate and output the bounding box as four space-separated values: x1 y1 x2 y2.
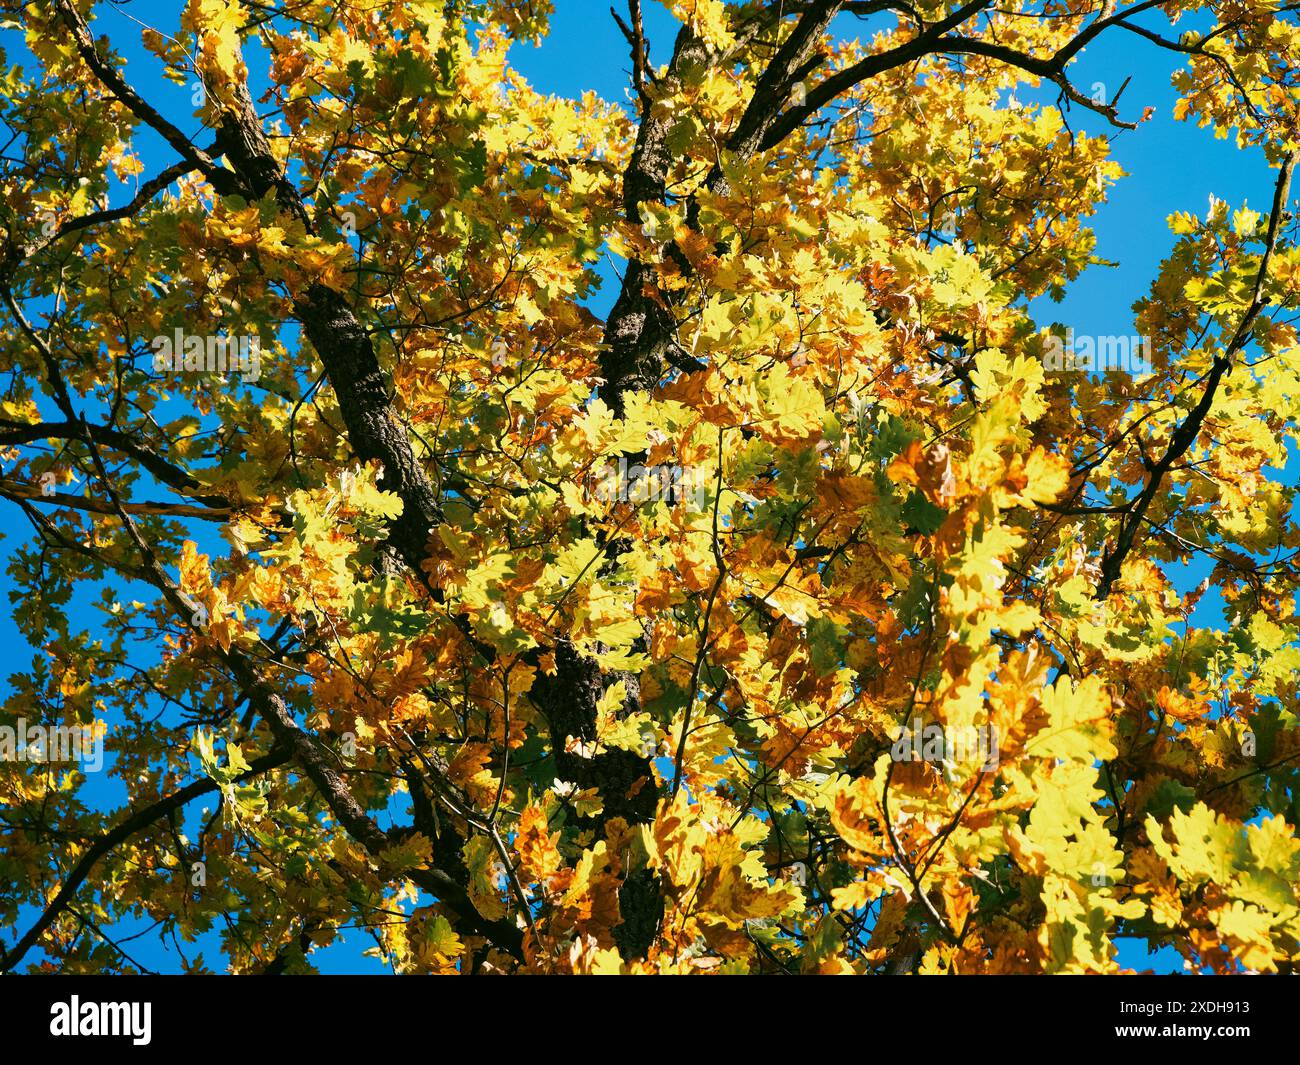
4 0 1300 975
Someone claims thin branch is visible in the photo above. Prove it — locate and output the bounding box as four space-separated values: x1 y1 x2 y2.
1095 149 1298 598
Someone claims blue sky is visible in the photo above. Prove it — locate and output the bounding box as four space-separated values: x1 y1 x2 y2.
1 1 1274 974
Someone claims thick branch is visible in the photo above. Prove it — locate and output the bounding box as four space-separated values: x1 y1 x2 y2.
52 0 231 191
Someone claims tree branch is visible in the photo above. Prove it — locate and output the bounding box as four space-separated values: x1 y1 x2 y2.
1095 149 1298 598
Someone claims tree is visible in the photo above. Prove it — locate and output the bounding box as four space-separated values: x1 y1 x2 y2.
1 0 1300 975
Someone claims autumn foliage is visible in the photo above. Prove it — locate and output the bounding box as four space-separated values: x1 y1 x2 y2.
4 0 1300 975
